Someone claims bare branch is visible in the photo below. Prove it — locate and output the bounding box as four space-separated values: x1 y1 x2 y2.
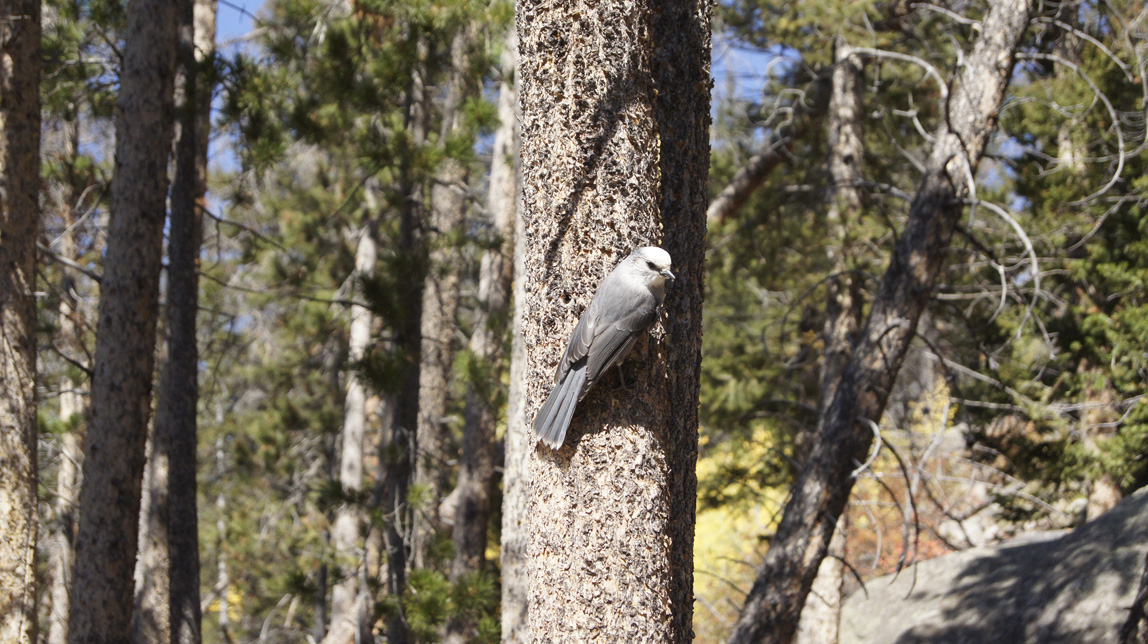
852 47 949 100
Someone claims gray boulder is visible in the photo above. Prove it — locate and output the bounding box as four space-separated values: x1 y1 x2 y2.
840 488 1148 644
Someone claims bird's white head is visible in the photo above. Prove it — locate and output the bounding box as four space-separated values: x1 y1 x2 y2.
631 246 675 286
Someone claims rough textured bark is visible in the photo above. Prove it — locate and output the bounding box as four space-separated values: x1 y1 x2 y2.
324 226 376 644
0 1 41 641
651 0 710 636
131 0 214 637
518 0 709 638
1121 549 1148 644
815 38 864 414
67 0 180 640
167 5 214 643
443 26 519 644
414 27 478 565
727 3 1034 642
794 40 864 644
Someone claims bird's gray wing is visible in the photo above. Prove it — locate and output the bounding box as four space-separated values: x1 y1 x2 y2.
554 303 597 384
582 293 658 393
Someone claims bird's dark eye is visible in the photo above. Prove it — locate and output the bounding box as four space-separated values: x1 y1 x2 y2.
646 261 657 270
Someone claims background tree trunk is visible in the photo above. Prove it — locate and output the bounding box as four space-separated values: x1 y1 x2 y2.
324 225 376 644
518 0 709 639
67 0 179 639
380 148 424 644
45 114 88 644
794 39 864 644
499 32 530 640
0 1 42 641
166 4 215 642
727 2 1034 642
132 0 214 636
414 26 478 566
443 25 519 644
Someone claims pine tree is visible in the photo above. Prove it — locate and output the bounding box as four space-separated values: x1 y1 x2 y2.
68 0 179 638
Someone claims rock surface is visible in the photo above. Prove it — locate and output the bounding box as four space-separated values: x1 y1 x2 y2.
840 489 1148 644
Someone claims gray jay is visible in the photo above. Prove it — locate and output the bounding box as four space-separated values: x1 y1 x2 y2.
533 247 675 448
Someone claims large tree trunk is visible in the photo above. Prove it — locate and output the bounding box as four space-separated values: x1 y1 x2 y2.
794 38 865 644
517 0 710 638
413 27 478 566
67 0 180 640
442 25 519 644
727 2 1034 642
0 1 42 641
324 225 376 644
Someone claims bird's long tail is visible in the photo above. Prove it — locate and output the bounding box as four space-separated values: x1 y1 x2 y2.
533 366 588 449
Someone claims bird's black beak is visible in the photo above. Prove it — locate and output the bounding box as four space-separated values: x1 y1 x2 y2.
661 269 676 283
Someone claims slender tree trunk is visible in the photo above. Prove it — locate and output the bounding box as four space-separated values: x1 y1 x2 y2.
794 38 864 644
727 3 1033 642
213 434 231 643
168 5 214 643
132 0 214 636
130 0 215 640
414 26 478 566
518 0 709 638
375 30 433 643
67 0 180 640
443 27 519 644
45 113 88 644
499 36 530 640
324 225 376 644
133 424 171 643
0 1 42 641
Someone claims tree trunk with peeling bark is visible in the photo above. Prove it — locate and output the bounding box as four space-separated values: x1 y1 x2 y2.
443 25 519 644
727 2 1034 642
518 0 710 638
0 1 41 641
67 0 179 640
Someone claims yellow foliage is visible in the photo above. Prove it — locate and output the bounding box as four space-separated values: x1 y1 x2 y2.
693 426 788 643
206 586 244 624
